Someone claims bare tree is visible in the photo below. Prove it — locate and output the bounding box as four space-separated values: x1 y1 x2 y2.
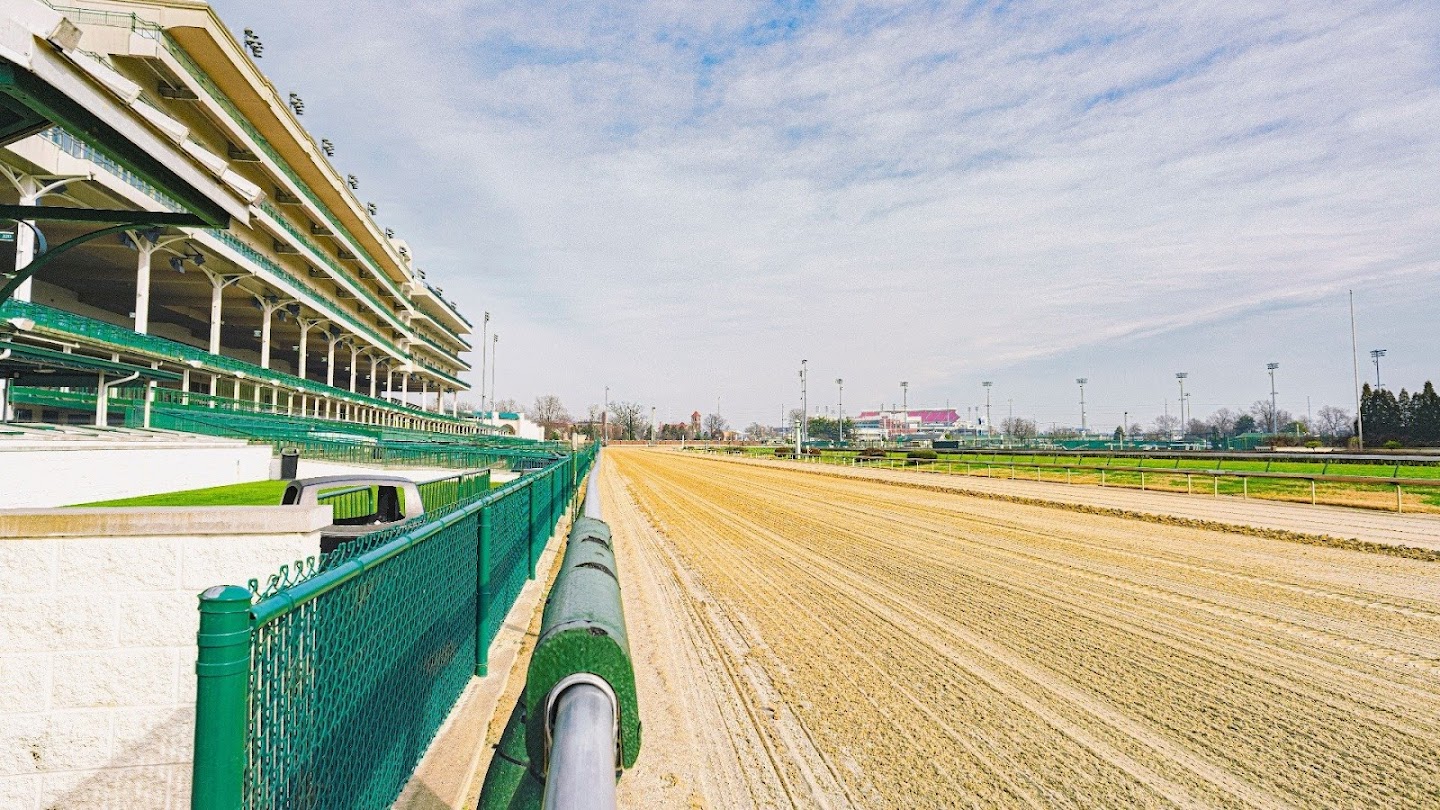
1152 413 1180 438
1000 417 1038 440
1315 405 1352 439
607 401 646 440
703 412 729 439
744 422 772 440
531 394 571 439
491 398 520 413
1206 407 1237 437
1249 400 1292 433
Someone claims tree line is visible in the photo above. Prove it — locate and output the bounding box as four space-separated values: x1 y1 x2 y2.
1360 382 1440 447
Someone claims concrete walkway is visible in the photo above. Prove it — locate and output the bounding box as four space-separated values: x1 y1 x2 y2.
708 454 1440 554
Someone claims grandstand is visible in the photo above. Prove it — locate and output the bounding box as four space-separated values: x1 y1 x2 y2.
1 0 475 435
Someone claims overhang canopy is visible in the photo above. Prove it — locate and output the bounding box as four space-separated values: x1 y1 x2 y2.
0 3 242 227
0 340 181 386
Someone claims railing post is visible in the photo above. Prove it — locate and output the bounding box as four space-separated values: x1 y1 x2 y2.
191 585 253 810
528 475 540 578
476 505 493 677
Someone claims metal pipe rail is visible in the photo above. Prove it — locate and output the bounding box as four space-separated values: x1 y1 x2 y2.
545 457 619 809
542 679 619 810
767 451 1440 513
583 462 602 520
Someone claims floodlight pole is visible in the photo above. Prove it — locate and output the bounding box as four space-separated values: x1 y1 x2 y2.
1175 373 1187 435
1267 363 1280 434
982 382 992 440
479 311 489 410
797 360 807 455
1370 349 1386 389
1076 378 1088 435
1349 291 1365 449
836 378 844 444
900 381 908 438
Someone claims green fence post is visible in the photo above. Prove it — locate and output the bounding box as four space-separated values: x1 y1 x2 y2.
476 505 492 677
527 476 539 578
191 585 253 810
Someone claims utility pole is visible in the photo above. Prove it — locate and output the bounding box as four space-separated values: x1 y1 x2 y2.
836 378 844 445
1267 363 1280 434
1350 290 1364 449
1123 410 1128 449
1370 349 1386 389
1076 378 1088 434
982 381 993 440
797 360 807 455
602 385 609 445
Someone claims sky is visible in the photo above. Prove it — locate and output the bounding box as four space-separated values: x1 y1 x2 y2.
210 0 1440 431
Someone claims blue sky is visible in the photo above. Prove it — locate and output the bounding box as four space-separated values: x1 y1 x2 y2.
212 0 1440 429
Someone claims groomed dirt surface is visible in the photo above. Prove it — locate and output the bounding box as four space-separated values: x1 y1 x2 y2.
607 448 1440 809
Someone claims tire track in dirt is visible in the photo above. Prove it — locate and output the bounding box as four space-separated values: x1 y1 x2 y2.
611 449 1440 809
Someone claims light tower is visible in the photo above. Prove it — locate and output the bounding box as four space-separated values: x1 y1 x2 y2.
1175 372 1188 434
982 381 993 439
797 360 808 455
1076 378 1088 434
900 381 909 437
1370 349 1386 389
836 378 844 444
1266 363 1280 434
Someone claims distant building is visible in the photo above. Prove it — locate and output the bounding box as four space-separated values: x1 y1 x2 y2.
853 408 978 441
473 410 543 441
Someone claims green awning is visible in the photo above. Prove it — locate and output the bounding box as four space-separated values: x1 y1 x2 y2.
0 340 181 386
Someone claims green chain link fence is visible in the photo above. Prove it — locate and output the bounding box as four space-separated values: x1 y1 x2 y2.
191 444 597 810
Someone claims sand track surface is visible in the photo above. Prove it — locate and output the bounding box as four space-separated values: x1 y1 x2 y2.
606 448 1440 809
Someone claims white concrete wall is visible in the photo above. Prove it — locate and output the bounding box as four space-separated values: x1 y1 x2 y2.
0 506 329 810
0 442 273 508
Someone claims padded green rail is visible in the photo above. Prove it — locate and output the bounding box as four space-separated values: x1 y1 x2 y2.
479 512 641 808
190 444 597 810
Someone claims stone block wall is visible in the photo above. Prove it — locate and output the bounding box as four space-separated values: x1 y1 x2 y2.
0 506 329 809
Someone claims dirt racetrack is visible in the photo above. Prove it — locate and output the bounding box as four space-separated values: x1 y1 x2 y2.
606 448 1440 809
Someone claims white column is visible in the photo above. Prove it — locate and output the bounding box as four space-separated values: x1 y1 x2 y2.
348 344 359 393
133 243 153 334
180 369 190 406
12 216 35 303
326 338 338 388
260 304 274 369
369 357 379 398
95 373 107 427
401 372 410 406
421 378 430 412
209 282 224 354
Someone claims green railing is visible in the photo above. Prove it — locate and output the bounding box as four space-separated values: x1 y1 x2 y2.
254 201 410 336
411 328 469 369
315 485 374 521
313 471 490 520
0 300 472 426
40 127 185 211
416 469 493 509
202 230 401 357
191 444 597 810
137 407 556 468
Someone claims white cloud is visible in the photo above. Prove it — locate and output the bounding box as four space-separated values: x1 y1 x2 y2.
213 0 1440 424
